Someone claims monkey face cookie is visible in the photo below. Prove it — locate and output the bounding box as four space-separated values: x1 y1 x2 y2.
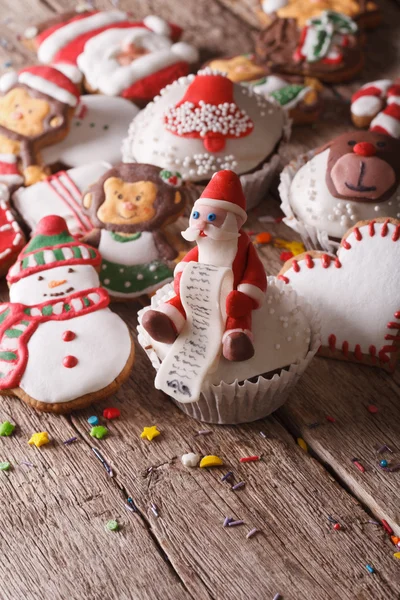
255 11 364 83
0 66 80 188
279 131 400 248
82 163 186 299
279 218 400 372
122 69 286 184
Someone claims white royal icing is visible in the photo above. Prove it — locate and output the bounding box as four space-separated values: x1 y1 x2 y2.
18 72 78 107
42 95 139 168
261 0 288 14
122 73 285 181
99 230 159 266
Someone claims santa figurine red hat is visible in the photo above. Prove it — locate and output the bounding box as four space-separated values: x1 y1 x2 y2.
0 65 80 107
142 169 267 362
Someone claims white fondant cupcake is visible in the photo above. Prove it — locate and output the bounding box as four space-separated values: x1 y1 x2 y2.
122 69 289 210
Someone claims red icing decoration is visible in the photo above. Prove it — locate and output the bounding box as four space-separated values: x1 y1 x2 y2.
305 254 314 268
164 74 254 152
385 334 400 341
342 239 351 250
392 225 400 241
369 220 376 236
122 60 189 103
63 355 78 368
353 142 376 157
334 257 342 268
384 103 400 121
381 219 389 237
19 66 80 104
46 171 93 235
103 407 121 420
354 344 363 360
387 84 400 97
321 254 331 268
328 334 336 351
280 251 294 262
387 322 400 329
351 86 382 104
342 341 349 357
278 274 289 284
0 200 24 267
62 330 76 342
353 227 362 241
369 345 377 362
36 11 97 45
292 259 300 271
394 311 400 319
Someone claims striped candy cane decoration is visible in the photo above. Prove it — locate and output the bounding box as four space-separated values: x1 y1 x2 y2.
351 79 400 138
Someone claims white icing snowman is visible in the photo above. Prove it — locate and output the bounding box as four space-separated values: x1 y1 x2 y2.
2 216 132 408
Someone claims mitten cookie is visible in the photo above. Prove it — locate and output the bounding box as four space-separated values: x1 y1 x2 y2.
82 163 186 299
279 218 400 372
0 215 134 413
0 66 80 190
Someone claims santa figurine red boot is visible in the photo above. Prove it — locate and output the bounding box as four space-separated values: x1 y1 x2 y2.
141 169 267 361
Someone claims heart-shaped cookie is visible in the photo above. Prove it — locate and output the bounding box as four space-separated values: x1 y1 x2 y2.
278 218 400 371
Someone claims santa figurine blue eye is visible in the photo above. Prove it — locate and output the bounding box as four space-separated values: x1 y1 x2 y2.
192 210 200 219
207 213 216 222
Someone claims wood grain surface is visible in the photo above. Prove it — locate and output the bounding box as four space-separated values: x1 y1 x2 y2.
0 1 399 599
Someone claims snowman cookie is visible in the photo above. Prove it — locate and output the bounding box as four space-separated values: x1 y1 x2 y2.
82 163 186 299
12 162 110 237
279 218 400 372
0 216 134 413
255 11 364 83
22 9 198 105
0 66 80 189
351 79 400 134
0 184 25 277
279 131 400 249
122 69 286 183
42 95 139 170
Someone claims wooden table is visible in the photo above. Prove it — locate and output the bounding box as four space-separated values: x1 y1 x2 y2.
0 1 399 599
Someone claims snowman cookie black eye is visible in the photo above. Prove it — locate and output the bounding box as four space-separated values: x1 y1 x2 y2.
38 275 44 281
68 268 75 273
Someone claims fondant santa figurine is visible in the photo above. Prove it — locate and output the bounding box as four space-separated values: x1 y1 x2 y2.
142 169 267 362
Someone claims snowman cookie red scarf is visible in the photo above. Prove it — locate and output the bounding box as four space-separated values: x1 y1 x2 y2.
0 287 108 389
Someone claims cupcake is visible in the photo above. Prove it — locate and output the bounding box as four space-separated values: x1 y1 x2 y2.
279 130 400 251
137 170 319 424
122 69 288 210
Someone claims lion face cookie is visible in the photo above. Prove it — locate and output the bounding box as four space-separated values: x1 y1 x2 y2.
1 215 134 413
82 164 185 299
279 218 400 372
0 66 80 188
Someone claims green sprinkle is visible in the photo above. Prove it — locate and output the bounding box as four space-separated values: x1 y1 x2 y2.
0 461 11 471
0 421 15 436
90 426 108 440
106 519 119 531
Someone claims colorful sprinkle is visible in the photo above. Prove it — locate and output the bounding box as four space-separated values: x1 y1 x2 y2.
365 564 375 574
380 459 388 468
246 528 259 539
223 517 233 527
92 447 113 477
103 407 120 420
221 471 233 482
333 523 341 531
181 452 201 467
326 416 336 423
126 497 138 512
394 553 400 560
90 426 108 440
227 520 244 527
140 426 160 441
255 232 272 245
308 422 320 429
232 481 245 491
151 503 159 517
0 421 15 436
382 520 394 535
63 437 78 445
88 416 99 426
273 594 282 600
351 458 365 473
259 431 267 438
28 432 50 448
297 438 308 452
105 520 119 532
367 405 378 414
240 456 260 463
0 461 11 471
280 250 294 262
196 429 212 436
200 455 224 468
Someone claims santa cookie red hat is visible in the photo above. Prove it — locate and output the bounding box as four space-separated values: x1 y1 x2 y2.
194 170 247 223
0 65 80 107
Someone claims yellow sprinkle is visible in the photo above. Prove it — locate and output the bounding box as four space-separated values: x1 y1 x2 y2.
274 238 306 256
28 432 50 448
140 426 160 441
199 455 224 468
394 553 400 560
297 438 308 452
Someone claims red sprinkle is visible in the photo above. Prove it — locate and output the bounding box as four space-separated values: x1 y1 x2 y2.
326 416 336 423
240 456 260 463
280 251 294 262
382 520 394 535
367 405 378 414
62 330 76 342
103 407 121 420
352 459 365 473
333 523 341 531
63 355 78 368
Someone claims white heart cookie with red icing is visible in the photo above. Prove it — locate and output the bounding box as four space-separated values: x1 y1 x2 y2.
278 218 400 371
0 184 25 276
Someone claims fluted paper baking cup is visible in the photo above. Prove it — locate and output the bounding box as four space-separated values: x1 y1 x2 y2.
279 150 339 253
137 277 320 424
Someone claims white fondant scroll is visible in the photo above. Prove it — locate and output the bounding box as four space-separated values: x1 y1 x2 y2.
155 262 233 403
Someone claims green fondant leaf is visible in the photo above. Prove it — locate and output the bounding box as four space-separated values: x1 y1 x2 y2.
5 328 23 338
0 351 17 361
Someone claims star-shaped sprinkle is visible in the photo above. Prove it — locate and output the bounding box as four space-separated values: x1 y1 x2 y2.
28 432 50 447
0 421 15 436
90 426 108 440
0 461 11 471
140 426 160 441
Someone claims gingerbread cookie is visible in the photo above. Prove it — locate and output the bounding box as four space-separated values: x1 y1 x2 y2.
279 131 400 249
22 9 198 105
0 184 25 277
1 215 134 413
12 162 110 237
42 95 139 170
0 66 80 189
255 11 364 83
257 0 381 30
206 54 266 83
351 79 400 135
279 218 400 372
82 164 186 299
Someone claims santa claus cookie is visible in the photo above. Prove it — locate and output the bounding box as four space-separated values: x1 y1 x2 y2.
255 11 364 83
42 95 139 170
0 66 80 189
12 162 110 237
279 218 400 372
82 164 185 299
0 184 25 277
0 215 134 413
257 0 381 30
122 69 286 207
22 9 198 105
351 79 400 134
280 131 400 250
138 170 319 424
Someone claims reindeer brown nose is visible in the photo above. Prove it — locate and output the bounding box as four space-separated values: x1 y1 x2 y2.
353 142 376 157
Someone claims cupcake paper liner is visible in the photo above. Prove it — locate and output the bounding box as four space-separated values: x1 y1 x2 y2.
279 150 340 253
137 277 320 424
